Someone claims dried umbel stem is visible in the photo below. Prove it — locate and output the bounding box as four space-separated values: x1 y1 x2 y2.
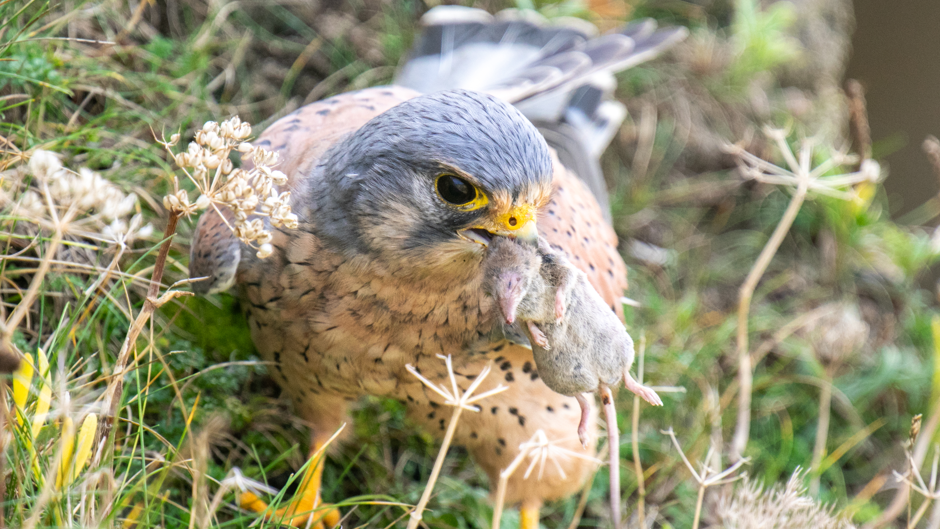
97 287 193 450
405 355 508 529
804 303 868 495
662 427 749 529
99 116 295 457
723 126 881 463
809 379 833 496
491 429 601 529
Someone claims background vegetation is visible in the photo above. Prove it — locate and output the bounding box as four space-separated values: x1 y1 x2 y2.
1 0 939 527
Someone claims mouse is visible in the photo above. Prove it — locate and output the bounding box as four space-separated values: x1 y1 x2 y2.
481 236 663 447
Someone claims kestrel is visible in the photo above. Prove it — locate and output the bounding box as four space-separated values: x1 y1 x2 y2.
189 7 685 527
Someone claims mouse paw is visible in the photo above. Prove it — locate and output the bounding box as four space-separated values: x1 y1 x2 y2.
574 394 592 449
527 321 550 349
624 373 663 406
577 425 589 449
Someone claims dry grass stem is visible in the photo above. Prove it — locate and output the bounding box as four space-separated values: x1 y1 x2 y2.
95 229 185 452
810 373 834 496
604 385 622 529
632 333 648 528
890 433 940 529
845 79 871 162
924 136 940 191
863 405 940 528
405 355 507 529
565 465 598 529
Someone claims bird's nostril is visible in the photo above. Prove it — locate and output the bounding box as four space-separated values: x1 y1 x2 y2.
508 216 517 227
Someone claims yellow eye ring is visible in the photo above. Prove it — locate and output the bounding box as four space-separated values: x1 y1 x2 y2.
435 174 489 211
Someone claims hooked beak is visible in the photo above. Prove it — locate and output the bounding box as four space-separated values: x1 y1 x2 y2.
458 204 538 247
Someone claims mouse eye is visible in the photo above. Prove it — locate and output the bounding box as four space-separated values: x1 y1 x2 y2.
435 174 487 209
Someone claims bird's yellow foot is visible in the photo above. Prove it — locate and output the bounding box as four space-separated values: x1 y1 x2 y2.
238 441 340 528
239 492 339 528
520 499 541 529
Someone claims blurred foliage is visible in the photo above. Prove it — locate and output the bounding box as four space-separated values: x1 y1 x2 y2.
727 0 800 89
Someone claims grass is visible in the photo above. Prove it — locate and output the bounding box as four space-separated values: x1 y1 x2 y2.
2 0 940 527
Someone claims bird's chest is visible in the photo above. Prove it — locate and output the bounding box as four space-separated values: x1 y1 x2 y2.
238 236 503 399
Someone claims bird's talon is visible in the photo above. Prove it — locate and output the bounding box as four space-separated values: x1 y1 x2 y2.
239 491 267 513
239 490 340 529
238 439 340 528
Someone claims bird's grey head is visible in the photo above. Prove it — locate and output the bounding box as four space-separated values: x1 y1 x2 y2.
306 89 554 277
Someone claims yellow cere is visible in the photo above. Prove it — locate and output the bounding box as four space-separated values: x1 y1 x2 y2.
495 204 536 231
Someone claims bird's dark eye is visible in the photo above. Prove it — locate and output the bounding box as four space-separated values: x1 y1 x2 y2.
436 174 477 205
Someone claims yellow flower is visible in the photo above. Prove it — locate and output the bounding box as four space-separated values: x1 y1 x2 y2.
56 416 75 489
55 413 98 489
852 181 876 214
71 413 97 483
12 354 34 425
31 349 52 439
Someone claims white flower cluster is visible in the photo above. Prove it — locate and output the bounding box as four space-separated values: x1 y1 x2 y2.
161 116 298 259
22 152 137 220
716 469 853 529
1 150 151 245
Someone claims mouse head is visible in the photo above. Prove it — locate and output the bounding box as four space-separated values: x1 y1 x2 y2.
481 237 541 324
493 269 531 325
